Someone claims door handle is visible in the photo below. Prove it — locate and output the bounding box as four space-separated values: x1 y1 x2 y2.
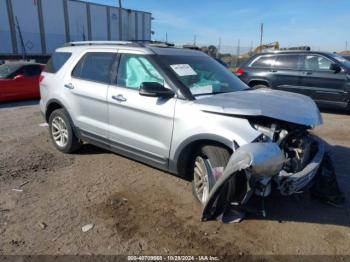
303 71 313 75
64 83 74 89
112 94 127 102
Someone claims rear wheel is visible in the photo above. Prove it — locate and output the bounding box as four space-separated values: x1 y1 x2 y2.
192 145 231 205
49 109 82 153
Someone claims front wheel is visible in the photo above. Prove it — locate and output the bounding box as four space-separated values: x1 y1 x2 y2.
191 145 231 205
49 109 82 153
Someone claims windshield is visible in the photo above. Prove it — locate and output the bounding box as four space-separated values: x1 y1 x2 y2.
159 55 248 96
332 53 350 68
0 64 21 79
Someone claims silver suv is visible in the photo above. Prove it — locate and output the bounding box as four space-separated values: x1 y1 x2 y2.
40 41 324 221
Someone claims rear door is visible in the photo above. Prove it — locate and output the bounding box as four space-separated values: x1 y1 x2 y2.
65 52 116 138
245 55 277 86
299 54 348 104
270 54 305 95
107 53 176 169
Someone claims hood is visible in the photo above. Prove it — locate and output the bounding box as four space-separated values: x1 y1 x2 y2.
193 89 322 126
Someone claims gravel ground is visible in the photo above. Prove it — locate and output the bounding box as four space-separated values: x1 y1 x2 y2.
0 100 349 257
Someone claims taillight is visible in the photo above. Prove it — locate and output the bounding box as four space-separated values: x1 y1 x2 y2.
235 68 245 76
39 75 44 82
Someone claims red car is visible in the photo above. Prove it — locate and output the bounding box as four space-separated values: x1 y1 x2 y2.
0 62 44 103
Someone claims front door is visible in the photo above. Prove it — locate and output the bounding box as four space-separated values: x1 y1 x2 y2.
107 53 176 169
300 54 348 105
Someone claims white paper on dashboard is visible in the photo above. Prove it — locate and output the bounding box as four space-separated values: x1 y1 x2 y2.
191 85 213 95
170 64 197 76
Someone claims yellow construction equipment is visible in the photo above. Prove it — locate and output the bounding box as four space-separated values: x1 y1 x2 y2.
254 41 280 53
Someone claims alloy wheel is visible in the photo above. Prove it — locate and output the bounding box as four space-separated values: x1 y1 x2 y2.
51 116 68 148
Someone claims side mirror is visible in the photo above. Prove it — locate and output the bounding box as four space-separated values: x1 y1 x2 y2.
139 82 175 98
330 63 341 73
14 74 25 80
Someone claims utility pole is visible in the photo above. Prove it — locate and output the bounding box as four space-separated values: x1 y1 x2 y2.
259 23 264 53
217 37 221 58
165 32 168 43
236 39 240 67
193 34 197 46
118 0 123 40
346 40 348 51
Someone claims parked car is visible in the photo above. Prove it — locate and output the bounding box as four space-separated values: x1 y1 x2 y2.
236 51 350 110
0 62 44 102
40 42 324 221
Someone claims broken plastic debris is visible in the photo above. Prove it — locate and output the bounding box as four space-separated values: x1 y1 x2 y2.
38 222 47 230
81 224 94 232
12 189 23 192
39 123 49 127
310 152 345 207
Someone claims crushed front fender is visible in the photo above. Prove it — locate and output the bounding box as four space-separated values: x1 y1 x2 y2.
201 142 285 222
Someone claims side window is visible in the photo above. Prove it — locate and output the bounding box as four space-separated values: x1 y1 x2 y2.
304 55 333 71
117 54 164 89
250 55 276 68
274 55 299 70
72 52 115 84
44 52 71 73
23 65 42 77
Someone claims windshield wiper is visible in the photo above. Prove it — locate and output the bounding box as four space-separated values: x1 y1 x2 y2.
193 91 229 97
194 90 249 97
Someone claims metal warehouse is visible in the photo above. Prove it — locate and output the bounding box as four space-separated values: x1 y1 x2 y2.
0 0 152 59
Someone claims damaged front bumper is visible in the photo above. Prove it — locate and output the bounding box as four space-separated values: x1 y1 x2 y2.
276 137 324 195
202 136 324 222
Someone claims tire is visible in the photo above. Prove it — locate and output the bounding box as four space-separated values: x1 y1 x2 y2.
252 84 269 89
191 145 231 205
48 108 82 153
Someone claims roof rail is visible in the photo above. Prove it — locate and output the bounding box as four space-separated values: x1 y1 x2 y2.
64 41 136 47
267 49 311 54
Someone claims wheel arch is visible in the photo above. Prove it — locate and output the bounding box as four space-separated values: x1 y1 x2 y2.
45 99 79 137
170 134 234 180
45 99 66 122
248 79 271 88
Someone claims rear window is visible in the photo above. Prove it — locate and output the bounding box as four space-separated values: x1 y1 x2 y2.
72 52 115 84
250 55 276 68
44 52 71 73
274 55 299 69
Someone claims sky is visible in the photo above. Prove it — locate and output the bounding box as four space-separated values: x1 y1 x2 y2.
85 0 349 53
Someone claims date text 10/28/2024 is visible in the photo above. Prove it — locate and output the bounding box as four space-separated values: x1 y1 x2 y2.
127 256 220 261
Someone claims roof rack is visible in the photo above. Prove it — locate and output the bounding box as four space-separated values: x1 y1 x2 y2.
64 41 137 47
131 40 175 48
63 40 177 49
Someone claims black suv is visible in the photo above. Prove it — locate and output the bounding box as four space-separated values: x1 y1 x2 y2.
237 51 350 110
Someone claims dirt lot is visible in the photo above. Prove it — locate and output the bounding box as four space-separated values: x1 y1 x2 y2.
0 100 349 256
